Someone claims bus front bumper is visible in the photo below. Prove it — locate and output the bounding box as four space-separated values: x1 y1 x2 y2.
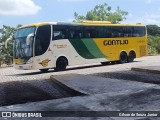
14 64 33 70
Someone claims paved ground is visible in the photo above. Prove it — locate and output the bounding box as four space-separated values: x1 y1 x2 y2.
51 74 160 94
0 55 160 120
132 66 160 74
1 74 160 120
0 55 160 82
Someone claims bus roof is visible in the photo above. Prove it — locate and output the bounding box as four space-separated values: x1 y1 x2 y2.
18 21 145 29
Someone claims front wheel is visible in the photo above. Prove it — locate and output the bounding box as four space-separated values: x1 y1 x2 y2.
55 57 67 71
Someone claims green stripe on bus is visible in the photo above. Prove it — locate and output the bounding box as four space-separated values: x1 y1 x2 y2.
81 38 106 58
69 39 96 59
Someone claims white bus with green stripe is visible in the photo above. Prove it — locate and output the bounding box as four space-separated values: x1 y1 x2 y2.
11 21 147 72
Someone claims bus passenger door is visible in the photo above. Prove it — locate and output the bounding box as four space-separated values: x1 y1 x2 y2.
34 25 52 69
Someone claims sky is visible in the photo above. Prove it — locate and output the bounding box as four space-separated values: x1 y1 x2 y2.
0 0 160 27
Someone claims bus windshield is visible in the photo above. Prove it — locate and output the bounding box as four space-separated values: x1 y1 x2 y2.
15 27 35 38
14 27 35 59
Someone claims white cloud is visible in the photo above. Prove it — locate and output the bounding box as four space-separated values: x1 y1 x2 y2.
122 12 160 26
139 12 160 25
0 0 41 16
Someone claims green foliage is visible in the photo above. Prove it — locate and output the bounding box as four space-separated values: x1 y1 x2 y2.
147 25 160 55
0 25 15 54
146 25 160 36
74 3 128 23
0 25 21 66
148 35 160 55
148 45 158 56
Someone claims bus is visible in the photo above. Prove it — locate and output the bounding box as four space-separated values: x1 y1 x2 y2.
7 21 147 72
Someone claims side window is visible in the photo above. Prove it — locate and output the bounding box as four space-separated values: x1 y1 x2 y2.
133 27 146 37
35 25 51 56
69 26 83 39
104 26 124 38
53 25 68 40
123 27 133 37
97 27 106 38
84 26 98 38
104 27 111 38
110 27 123 37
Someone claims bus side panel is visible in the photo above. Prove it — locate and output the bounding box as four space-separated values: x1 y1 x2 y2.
52 39 86 66
32 35 147 70
93 37 147 61
52 39 108 66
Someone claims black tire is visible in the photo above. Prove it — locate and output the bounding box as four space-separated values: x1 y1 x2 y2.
40 69 49 73
119 52 127 64
128 51 136 62
55 57 67 71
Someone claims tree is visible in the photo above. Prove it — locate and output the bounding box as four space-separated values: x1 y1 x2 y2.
0 25 22 67
146 25 160 36
146 25 160 55
0 25 14 66
148 35 160 55
74 3 128 23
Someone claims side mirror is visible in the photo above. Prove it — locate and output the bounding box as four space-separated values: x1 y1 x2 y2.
26 33 34 45
5 37 12 48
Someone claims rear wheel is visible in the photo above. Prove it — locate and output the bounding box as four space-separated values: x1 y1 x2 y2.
119 52 127 64
128 51 136 62
55 57 67 71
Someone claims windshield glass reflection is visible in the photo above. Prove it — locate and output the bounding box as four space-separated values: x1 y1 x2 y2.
14 27 35 59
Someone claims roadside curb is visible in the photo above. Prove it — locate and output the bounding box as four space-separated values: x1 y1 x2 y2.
131 67 160 74
50 75 86 95
50 74 89 95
